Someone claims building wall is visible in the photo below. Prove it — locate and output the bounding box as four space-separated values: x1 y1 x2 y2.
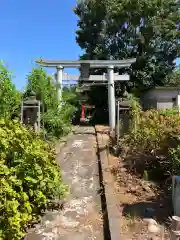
157 100 175 109
142 88 178 110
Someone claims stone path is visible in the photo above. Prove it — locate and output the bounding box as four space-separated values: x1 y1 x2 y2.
25 127 103 240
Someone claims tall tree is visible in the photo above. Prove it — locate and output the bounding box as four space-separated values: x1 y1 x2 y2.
74 0 179 122
74 0 180 90
25 67 57 111
0 62 21 119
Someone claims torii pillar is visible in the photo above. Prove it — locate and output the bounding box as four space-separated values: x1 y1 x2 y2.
56 66 63 102
108 65 115 130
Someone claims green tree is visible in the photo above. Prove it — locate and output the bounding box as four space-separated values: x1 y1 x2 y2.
74 0 180 110
0 62 21 119
25 67 57 111
25 67 77 138
165 65 180 86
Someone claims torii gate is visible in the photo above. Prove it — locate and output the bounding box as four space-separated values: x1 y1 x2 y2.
35 59 136 130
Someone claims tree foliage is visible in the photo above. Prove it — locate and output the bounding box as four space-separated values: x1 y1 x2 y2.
24 67 77 138
74 0 180 102
0 62 21 119
25 68 57 110
165 65 180 86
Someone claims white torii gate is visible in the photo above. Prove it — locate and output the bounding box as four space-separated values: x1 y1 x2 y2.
35 59 136 130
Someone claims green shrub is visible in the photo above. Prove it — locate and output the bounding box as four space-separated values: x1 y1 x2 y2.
121 101 180 177
129 109 180 151
43 102 76 139
0 119 67 239
169 145 180 175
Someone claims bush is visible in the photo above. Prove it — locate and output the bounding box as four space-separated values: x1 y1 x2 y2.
121 99 180 178
43 102 76 138
127 109 180 152
0 119 67 239
169 145 180 175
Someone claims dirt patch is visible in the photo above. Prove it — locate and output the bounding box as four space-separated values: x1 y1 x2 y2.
108 154 172 240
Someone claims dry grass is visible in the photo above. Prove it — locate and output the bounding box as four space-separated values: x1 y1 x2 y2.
94 126 171 239
121 215 142 232
108 153 171 240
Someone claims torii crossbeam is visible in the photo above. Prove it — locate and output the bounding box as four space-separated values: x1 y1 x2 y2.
35 58 136 130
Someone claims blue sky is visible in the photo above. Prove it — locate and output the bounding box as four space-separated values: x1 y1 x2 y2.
0 0 82 90
0 1 179 90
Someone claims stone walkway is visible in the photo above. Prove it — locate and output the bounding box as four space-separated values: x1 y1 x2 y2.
25 127 103 240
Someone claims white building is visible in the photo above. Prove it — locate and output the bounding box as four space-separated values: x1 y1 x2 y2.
142 86 180 110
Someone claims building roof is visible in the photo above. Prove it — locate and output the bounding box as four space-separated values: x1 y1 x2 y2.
153 86 179 90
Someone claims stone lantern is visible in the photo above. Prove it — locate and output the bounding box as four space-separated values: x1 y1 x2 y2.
116 88 132 146
20 91 41 132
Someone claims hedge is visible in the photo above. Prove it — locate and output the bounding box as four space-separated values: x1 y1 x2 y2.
0 119 67 239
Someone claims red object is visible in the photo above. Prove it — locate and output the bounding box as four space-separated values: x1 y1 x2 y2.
81 104 85 121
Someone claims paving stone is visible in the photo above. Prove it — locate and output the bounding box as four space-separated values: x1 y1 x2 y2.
25 127 103 240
